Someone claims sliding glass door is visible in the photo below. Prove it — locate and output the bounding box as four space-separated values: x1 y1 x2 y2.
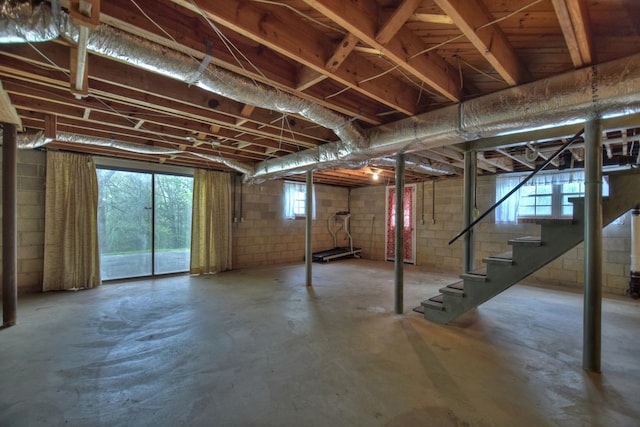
97 169 193 280
154 174 193 275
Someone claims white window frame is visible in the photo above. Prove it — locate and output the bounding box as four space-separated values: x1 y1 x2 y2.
283 181 315 219
495 170 613 224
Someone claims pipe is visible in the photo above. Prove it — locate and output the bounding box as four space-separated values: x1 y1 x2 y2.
3 122 17 327
463 150 476 273
583 117 603 373
394 153 405 315
629 206 640 299
305 171 313 287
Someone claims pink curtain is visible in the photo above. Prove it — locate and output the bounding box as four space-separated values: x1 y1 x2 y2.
386 186 412 260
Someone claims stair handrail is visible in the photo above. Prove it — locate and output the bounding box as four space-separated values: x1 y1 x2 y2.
448 127 585 245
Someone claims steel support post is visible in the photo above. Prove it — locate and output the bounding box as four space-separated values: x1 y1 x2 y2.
3 123 18 327
305 171 313 287
583 117 603 372
395 153 405 314
463 150 477 273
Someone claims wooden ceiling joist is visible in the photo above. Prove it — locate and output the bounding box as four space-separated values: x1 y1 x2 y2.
433 0 531 86
172 0 422 116
551 0 593 67
302 0 462 103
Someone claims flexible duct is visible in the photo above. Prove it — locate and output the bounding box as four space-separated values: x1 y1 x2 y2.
252 53 640 181
14 131 254 175
5 4 640 183
0 2 59 42
55 12 366 154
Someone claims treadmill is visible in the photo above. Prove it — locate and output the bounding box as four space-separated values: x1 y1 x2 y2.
312 211 362 262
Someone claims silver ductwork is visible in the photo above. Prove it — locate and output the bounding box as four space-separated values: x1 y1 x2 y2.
0 2 59 43
370 157 455 176
15 131 254 176
5 4 640 183
56 13 366 153
252 53 640 181
16 130 51 148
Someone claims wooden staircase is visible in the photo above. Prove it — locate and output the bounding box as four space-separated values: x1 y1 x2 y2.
414 169 640 324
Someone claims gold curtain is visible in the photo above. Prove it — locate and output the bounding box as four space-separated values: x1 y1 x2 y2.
43 151 100 291
190 169 232 274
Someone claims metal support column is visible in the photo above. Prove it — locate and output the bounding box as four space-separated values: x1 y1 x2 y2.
463 150 477 273
583 117 603 372
395 153 405 314
305 170 313 287
3 123 18 327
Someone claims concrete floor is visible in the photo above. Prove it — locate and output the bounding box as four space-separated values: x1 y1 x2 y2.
1 259 639 427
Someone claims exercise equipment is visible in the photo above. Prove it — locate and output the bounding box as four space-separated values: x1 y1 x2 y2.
312 211 362 262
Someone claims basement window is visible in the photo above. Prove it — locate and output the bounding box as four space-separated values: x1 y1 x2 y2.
283 181 315 219
495 171 611 224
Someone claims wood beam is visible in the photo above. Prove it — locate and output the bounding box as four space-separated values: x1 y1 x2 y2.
434 0 531 86
7 85 309 157
70 0 101 29
551 0 592 67
496 148 535 169
44 114 57 139
430 146 496 172
301 0 461 102
236 103 256 126
296 67 328 91
477 151 513 172
170 0 422 115
409 13 454 25
376 0 422 44
325 33 359 72
0 46 336 145
0 81 22 129
100 1 383 124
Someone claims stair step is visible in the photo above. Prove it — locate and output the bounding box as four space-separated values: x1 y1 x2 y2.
460 272 487 282
483 251 513 265
421 294 445 311
440 281 465 297
412 305 425 314
508 236 542 247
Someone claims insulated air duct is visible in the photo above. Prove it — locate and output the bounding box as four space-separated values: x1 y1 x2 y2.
0 1 59 42
14 131 254 176
252 53 640 181
4 4 640 183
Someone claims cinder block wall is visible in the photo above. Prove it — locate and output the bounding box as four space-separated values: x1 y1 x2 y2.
351 175 632 295
0 149 46 294
232 180 349 268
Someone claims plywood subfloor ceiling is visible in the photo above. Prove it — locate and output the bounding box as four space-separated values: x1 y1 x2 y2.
1 0 640 186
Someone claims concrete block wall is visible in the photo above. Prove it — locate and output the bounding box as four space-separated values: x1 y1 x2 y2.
350 175 632 295
0 149 46 294
232 180 349 268
348 186 386 260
